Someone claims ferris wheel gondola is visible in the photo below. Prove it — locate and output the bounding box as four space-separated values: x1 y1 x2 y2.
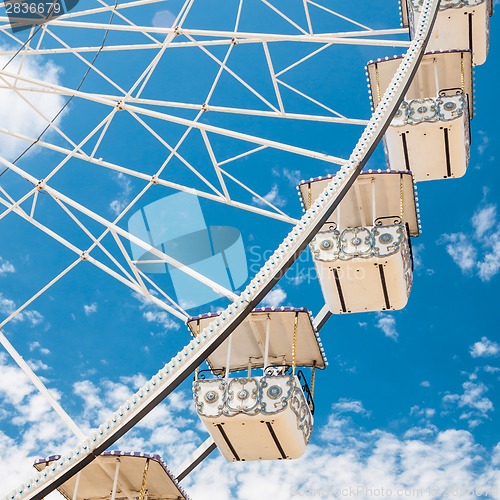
400 0 493 66
187 307 326 462
33 451 188 500
368 50 474 180
299 171 419 314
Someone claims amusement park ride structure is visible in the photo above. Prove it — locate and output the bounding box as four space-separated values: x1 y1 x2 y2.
0 0 494 498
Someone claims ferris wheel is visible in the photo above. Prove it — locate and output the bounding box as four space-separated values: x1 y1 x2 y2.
0 0 492 498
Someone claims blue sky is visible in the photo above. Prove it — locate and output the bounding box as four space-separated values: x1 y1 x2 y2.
0 1 499 498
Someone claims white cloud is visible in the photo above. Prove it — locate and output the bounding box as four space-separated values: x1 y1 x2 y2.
109 172 133 216
477 130 489 156
0 293 43 326
410 405 435 420
282 168 302 186
0 293 16 315
130 291 181 332
375 312 398 341
23 310 44 327
185 413 500 500
143 310 180 331
132 290 158 308
261 287 287 307
411 243 434 276
472 205 496 239
470 337 500 358
484 365 500 374
332 399 370 416
152 9 176 28
3 371 500 499
440 203 500 282
252 184 286 208
442 374 494 427
28 341 50 355
27 358 49 371
70 375 201 466
83 302 98 316
440 232 477 274
0 46 65 161
420 380 431 388
0 354 77 491
0 257 15 275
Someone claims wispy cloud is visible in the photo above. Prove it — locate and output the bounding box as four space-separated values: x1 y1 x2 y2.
0 257 15 275
442 373 494 427
83 302 98 316
439 232 477 274
152 9 176 28
375 312 398 341
440 202 500 281
332 399 370 416
131 291 181 332
109 172 133 216
261 287 287 307
0 354 76 490
470 337 500 358
412 243 434 276
0 46 65 161
0 293 43 327
143 310 180 331
476 130 490 156
28 341 50 356
252 184 286 208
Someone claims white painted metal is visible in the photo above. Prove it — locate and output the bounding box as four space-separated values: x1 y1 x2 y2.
401 0 492 65
187 309 326 372
367 50 474 116
385 96 470 180
264 316 271 372
311 232 413 313
194 375 312 461
174 437 217 482
72 473 81 500
299 172 417 314
299 171 420 236
110 462 119 500
368 51 473 181
33 455 187 500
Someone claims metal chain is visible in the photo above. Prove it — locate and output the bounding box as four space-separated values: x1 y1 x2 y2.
139 459 150 500
460 52 465 92
375 64 382 103
310 362 316 398
292 312 298 375
195 320 200 380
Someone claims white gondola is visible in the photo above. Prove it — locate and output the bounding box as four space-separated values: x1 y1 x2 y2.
33 451 188 500
187 307 326 462
298 171 419 314
400 0 493 66
367 50 473 181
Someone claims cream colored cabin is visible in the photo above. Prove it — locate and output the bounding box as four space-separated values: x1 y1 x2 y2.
367 50 473 181
188 308 325 462
400 0 492 66
299 171 419 314
34 452 188 500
